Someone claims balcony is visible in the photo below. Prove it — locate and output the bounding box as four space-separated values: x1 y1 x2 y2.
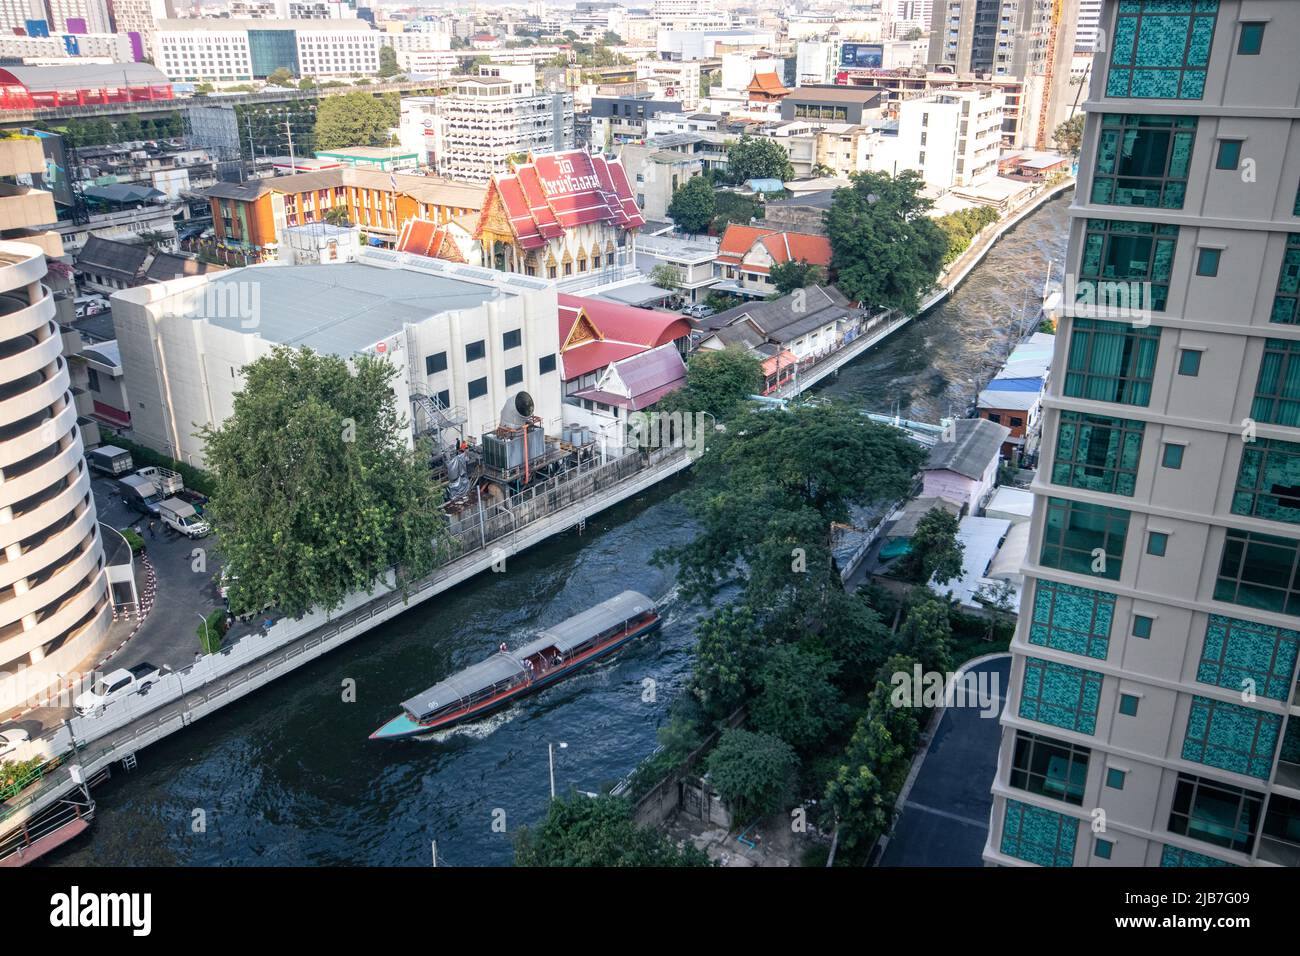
0 184 56 231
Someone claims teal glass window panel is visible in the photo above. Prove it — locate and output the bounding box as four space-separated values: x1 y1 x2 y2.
1177 348 1201 375
1169 771 1262 854
1090 115 1196 209
1215 528 1300 617
1147 531 1169 556
1106 768 1127 790
1196 247 1221 275
1232 438 1300 525
1109 2 1218 100
1095 838 1113 859
1063 318 1162 407
1119 693 1140 716
1051 411 1144 496
1280 719 1300 765
1076 220 1175 313
1162 443 1184 468
1197 614 1300 701
1039 497 1130 581
1237 22 1265 55
1251 338 1300 427
1028 579 1116 660
1182 695 1281 779
1215 140 1242 170
1133 614 1153 638
1160 844 1237 867
1009 730 1091 806
1270 234 1300 326
1001 799 1079 867
1019 657 1104 735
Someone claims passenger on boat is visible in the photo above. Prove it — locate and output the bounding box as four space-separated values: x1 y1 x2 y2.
499 642 508 653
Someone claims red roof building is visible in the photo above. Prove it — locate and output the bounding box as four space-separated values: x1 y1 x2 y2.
476 149 645 287
747 70 791 104
558 292 691 382
396 216 478 265
714 224 832 298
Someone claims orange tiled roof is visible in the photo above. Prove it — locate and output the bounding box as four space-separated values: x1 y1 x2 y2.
717 223 776 264
760 231 832 268
747 71 790 97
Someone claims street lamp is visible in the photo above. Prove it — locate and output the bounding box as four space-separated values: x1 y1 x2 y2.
548 741 568 800
196 612 211 654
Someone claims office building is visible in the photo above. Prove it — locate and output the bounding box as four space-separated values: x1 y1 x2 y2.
152 18 380 81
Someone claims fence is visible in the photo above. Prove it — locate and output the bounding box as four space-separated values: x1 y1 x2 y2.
0 446 692 831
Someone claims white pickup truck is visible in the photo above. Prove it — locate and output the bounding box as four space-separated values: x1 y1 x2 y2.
134 466 183 496
74 662 162 716
158 497 210 538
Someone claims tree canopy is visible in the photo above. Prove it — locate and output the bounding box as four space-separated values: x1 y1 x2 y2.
314 92 397 151
667 175 715 235
514 794 712 866
724 134 795 184
897 506 964 585
769 259 827 296
378 46 401 78
826 170 947 314
656 346 762 422
705 728 799 822
711 190 763 234
200 347 450 617
1053 114 1084 156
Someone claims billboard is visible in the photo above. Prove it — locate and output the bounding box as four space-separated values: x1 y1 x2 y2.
840 43 883 69
19 129 74 209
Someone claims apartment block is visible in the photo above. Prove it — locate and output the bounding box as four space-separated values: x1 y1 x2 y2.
152 18 380 81
985 0 1300 868
891 87 1004 188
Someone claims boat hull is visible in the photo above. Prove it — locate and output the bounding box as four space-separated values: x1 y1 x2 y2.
370 617 660 740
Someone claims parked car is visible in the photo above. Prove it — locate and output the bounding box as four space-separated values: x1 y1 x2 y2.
0 728 30 760
158 497 210 538
73 663 162 716
682 303 716 319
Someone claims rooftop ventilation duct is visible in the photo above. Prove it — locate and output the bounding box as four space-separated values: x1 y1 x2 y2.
499 391 535 430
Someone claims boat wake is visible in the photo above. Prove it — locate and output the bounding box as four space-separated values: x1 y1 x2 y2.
413 705 520 743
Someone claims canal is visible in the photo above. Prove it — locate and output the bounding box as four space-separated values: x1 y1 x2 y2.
46 193 1071 867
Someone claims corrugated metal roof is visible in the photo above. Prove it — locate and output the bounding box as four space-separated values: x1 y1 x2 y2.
923 418 1010 480
0 62 169 91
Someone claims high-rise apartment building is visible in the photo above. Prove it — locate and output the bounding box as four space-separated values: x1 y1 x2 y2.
986 0 1300 868
1076 0 1103 52
44 0 110 33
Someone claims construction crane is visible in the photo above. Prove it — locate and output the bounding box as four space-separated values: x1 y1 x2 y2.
1035 0 1065 151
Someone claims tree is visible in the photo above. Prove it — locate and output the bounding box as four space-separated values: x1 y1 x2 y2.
690 604 767 721
1053 114 1084 156
725 134 795 184
323 206 352 227
898 506 964 585
649 263 683 291
299 77 317 90
705 728 799 822
710 191 762 234
266 67 296 88
748 644 845 751
514 794 711 866
666 175 715 235
602 30 622 45
935 206 999 266
200 347 451 618
378 45 401 78
768 259 827 296
808 589 893 682
894 597 953 676
656 346 762 422
826 170 948 314
314 92 397 151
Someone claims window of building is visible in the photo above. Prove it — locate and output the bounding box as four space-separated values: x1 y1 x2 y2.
1253 338 1300 426
1157 441 1184 470
504 364 523 387
1216 528 1300 616
987 412 1002 423
538 353 557 375
1197 614 1300 701
1062 319 1162 407
1231 438 1300 525
1039 497 1131 581
1078 219 1177 312
86 368 100 392
465 340 486 363
436 389 450 408
1182 695 1281 780
1118 693 1140 717
1094 838 1114 860
1000 799 1079 867
1147 531 1169 556
1010 730 1091 806
1106 0 1217 100
1270 235 1300 325
502 329 521 351
1028 579 1115 661
1238 22 1265 55
1133 614 1153 639
1019 657 1104 735
1052 411 1144 496
1215 139 1243 170
467 376 488 400
1091 113 1196 209
1010 416 1024 428
425 351 447 375
1169 773 1263 854
1106 767 1127 790
1196 247 1221 276
1177 348 1202 376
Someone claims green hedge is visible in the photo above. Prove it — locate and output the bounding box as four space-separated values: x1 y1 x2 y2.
101 433 217 498
119 527 144 553
197 609 228 654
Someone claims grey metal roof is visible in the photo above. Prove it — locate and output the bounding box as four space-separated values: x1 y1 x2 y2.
76 235 148 282
924 418 1011 481
516 590 654 658
402 652 524 719
204 181 272 202
171 261 515 357
84 183 164 204
145 253 223 284
0 61 169 92
706 285 854 344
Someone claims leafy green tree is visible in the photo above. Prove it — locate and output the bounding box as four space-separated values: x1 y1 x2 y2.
935 206 999 266
768 259 827 295
656 346 761 422
514 795 712 866
666 175 715 235
323 205 352 227
894 598 953 676
826 170 947 314
200 347 450 618
711 190 762 233
299 77 317 90
314 92 397 150
807 589 894 682
649 263 683 290
824 695 915 861
748 644 845 751
1053 114 1084 156
705 728 799 822
266 67 296 88
378 45 401 78
898 506 964 585
690 604 767 721
725 134 794 184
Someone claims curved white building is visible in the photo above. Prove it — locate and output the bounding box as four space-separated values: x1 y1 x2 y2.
0 240 111 705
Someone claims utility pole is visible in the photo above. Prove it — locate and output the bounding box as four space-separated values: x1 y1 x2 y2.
284 118 296 171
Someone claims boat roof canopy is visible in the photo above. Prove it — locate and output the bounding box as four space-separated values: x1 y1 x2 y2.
401 590 655 720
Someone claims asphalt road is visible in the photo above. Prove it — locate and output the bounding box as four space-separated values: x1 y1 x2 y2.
879 655 1010 867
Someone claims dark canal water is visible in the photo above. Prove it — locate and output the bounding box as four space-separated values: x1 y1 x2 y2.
48 193 1071 867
